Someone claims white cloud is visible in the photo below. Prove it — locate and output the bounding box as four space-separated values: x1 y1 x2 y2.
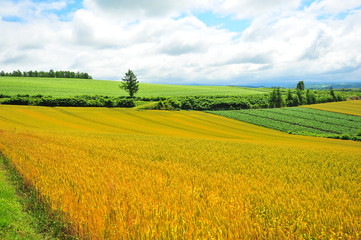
307 0 361 15
0 0 360 84
0 0 68 21
83 0 210 18
214 0 302 19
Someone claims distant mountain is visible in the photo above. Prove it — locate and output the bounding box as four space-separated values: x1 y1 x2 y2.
238 82 361 89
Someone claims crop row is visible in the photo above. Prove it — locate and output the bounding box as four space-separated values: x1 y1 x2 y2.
212 110 331 135
263 108 361 130
287 107 361 123
211 108 361 139
238 110 355 134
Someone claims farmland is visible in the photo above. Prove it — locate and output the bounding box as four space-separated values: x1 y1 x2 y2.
0 105 360 239
0 77 267 97
304 100 361 116
210 105 361 140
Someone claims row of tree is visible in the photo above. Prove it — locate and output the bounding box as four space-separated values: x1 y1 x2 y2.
0 70 92 79
269 81 344 108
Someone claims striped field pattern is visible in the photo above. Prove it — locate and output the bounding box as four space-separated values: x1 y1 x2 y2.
303 100 361 116
0 105 360 239
210 107 361 137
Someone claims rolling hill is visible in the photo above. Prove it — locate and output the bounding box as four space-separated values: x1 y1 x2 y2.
0 105 360 239
0 77 268 97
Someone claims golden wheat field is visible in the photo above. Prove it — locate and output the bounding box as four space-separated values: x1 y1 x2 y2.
304 100 361 116
0 105 360 239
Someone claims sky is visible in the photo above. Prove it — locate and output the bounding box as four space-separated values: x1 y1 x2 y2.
0 0 360 85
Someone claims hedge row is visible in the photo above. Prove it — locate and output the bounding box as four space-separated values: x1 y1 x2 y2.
1 95 135 108
155 95 270 110
154 90 349 111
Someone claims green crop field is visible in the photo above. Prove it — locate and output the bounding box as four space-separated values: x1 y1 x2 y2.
0 77 268 97
210 107 361 139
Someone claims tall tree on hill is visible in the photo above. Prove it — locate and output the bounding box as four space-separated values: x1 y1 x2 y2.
296 81 305 91
330 87 337 101
119 69 139 98
49 69 55 77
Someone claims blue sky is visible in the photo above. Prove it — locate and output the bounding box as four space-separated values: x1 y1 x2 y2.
0 0 360 85
195 11 252 33
1 0 317 31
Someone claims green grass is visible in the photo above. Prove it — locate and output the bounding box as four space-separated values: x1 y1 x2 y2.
0 156 43 240
0 77 268 97
0 155 77 240
210 107 361 140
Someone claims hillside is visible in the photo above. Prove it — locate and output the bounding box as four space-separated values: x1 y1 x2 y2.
0 105 360 239
0 77 268 97
304 100 361 116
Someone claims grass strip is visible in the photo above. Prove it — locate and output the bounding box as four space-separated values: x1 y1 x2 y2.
0 153 78 240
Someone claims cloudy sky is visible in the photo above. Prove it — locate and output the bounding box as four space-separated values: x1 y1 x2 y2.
0 0 360 85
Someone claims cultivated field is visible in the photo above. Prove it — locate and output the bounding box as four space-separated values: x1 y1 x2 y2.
0 105 360 239
210 107 361 139
304 100 361 116
0 77 267 97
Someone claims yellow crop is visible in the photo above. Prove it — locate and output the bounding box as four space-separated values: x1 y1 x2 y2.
304 100 361 116
0 105 360 239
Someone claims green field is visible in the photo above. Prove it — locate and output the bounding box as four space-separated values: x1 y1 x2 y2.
0 77 268 97
210 107 361 139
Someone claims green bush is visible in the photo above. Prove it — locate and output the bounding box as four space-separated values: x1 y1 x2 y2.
155 95 267 111
340 133 351 140
2 97 31 105
356 128 361 137
116 99 135 108
1 95 135 108
0 94 11 98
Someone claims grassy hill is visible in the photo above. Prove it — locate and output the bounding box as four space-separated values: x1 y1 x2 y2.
0 77 268 97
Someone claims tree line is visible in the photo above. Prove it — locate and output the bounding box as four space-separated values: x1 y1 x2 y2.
268 81 344 108
0 70 92 79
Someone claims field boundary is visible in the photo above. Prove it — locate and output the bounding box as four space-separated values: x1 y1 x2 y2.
0 153 78 240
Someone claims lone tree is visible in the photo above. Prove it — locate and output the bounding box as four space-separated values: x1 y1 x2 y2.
119 69 139 98
330 87 337 101
296 81 305 91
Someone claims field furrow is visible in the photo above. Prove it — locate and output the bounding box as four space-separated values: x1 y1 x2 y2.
0 105 360 239
304 100 361 116
211 106 361 138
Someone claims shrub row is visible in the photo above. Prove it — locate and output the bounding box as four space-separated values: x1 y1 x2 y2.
1 95 135 108
295 132 361 142
74 95 169 102
154 90 350 111
155 95 270 110
0 89 357 110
